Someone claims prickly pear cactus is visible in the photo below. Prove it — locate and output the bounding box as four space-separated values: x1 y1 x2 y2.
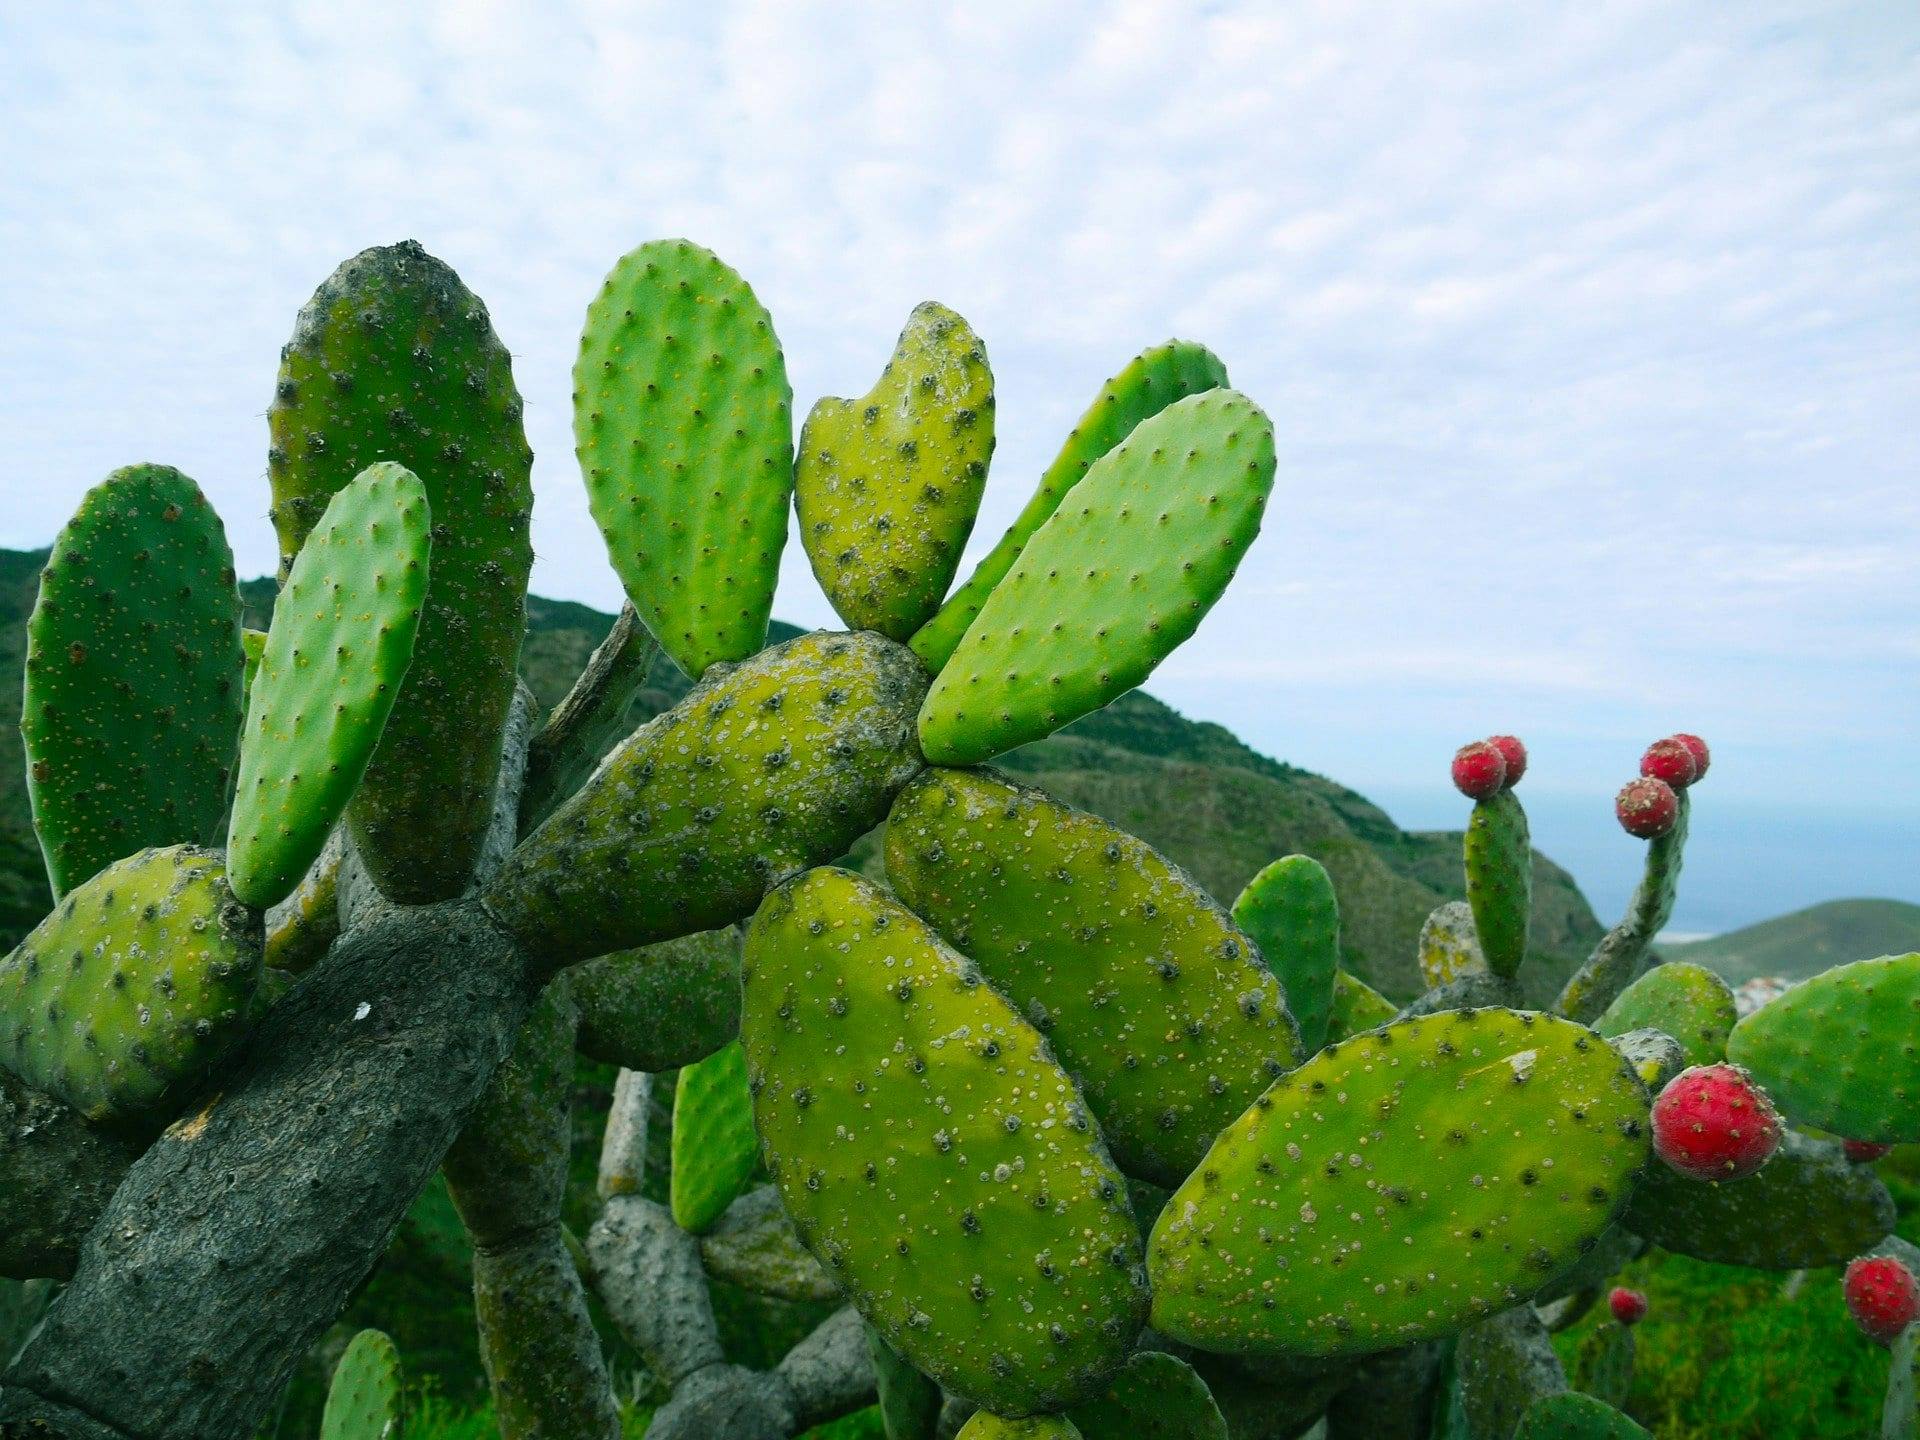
240 627 266 701
795 302 995 640
0 845 260 1123
869 1325 943 1440
320 1327 405 1440
886 768 1297 1185
1419 901 1488 989
1064 1350 1228 1439
1233 855 1339 1054
1149 1009 1651 1358
1572 1320 1635 1410
1324 970 1398 1045
575 239 792 679
956 1416 1083 1440
741 868 1147 1415
1594 963 1736 1070
1515 1391 1650 1439
1465 790 1530 978
22 464 244 898
571 927 742 1074
672 1040 759 1234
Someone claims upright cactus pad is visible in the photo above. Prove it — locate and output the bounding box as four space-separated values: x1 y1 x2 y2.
320 1327 405 1440
1148 1009 1651 1358
795 302 995 639
886 769 1297 1186
269 240 533 903
1594 963 1736 1070
1419 900 1488 988
918 389 1275 766
1726 952 1920 1144
575 239 793 679
671 1040 759 1234
227 464 430 909
1324 970 1397 1044
1065 1350 1229 1439
22 465 243 898
1515 1392 1650 1439
742 868 1147 1416
1465 790 1531 978
240 628 266 703
1232 855 1339 1054
911 340 1229 672
0 845 260 1124
486 629 928 967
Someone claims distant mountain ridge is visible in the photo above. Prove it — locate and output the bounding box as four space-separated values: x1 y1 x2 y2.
1665 899 1920 985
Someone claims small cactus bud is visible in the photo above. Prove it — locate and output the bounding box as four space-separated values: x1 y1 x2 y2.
1844 1139 1894 1164
1616 776 1678 839
1451 741 1507 799
1844 1255 1919 1343
1485 734 1528 788
1650 1062 1783 1182
1640 737 1699 788
1671 732 1711 780
1608 1286 1648 1326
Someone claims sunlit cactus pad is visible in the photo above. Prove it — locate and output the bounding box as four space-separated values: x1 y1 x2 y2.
1595 962 1736 1070
671 1039 758 1234
956 1414 1083 1440
1064 1349 1228 1439
320 1327 405 1440
1233 854 1339 1054
1465 790 1531 978
742 868 1146 1416
1148 1008 1650 1358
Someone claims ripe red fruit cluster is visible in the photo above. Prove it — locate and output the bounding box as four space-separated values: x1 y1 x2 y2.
1844 1256 1919 1343
1608 1287 1649 1326
1844 1139 1894 1164
1451 735 1526 799
1650 1062 1783 1182
1615 776 1679 839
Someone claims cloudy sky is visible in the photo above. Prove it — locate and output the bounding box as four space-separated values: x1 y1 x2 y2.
3 2 1916 932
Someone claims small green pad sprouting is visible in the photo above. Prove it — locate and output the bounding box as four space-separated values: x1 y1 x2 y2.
320 1327 405 1440
796 302 995 640
1594 963 1736 1069
575 239 793 680
1465 790 1531 978
0 844 261 1123
1065 1350 1228 1440
886 769 1298 1186
23 464 244 899
1726 952 1920 1144
742 868 1147 1416
910 340 1229 672
240 628 267 704
1418 900 1488 988
1572 1321 1635 1410
227 464 430 909
956 1416 1083 1440
1515 1391 1651 1440
1233 855 1339 1054
1148 1008 1651 1359
918 389 1274 766
671 1039 759 1234
1323 970 1397 1045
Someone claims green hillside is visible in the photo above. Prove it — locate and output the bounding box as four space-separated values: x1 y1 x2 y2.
1665 898 1920 984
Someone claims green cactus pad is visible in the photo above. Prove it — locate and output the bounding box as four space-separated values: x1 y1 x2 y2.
1465 791 1531 979
22 465 244 898
796 302 995 640
240 628 266 702
227 464 430 909
956 1416 1083 1440
571 927 742 1073
487 629 928 967
870 1326 944 1440
1233 855 1339 1054
1148 1008 1651 1359
1419 901 1488 989
269 241 533 904
671 1039 758 1234
1595 963 1736 1070
320 1327 405 1440
1515 1392 1650 1440
1065 1350 1228 1440
1624 1130 1894 1268
575 239 792 679
911 340 1229 672
918 389 1274 766
1324 971 1397 1046
1726 952 1920 1144
0 844 261 1124
742 868 1147 1416
886 768 1298 1186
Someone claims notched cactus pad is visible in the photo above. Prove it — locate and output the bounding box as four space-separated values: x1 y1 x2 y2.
576 238 792 679
1233 855 1339 1054
487 629 928 966
1418 901 1488 989
228 463 430 908
1595 962 1736 1070
0 845 261 1123
1726 952 1920 1143
887 769 1298 1186
918 389 1275 766
796 301 995 639
911 340 1229 672
1148 1008 1651 1358
1065 1350 1228 1440
23 464 243 898
320 1327 405 1440
1515 1391 1650 1439
1465 791 1531 979
742 868 1147 1416
270 240 533 904
672 1039 759 1234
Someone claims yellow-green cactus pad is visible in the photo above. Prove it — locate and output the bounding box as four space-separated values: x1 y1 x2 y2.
796 302 994 640
263 836 343 975
956 1416 1083 1440
1594 963 1736 1070
1516 1392 1649 1440
1233 855 1339 1054
487 630 927 967
918 390 1273 766
228 464 430 909
270 241 533 904
571 927 741 1073
320 1327 404 1440
743 868 1147 1416
1148 1009 1650 1359
575 239 793 679
886 769 1297 1186
240 628 267 704
671 1040 758 1234
1065 1350 1228 1440
1465 791 1531 979
1726 953 1920 1144
1322 970 1397 1046
22 465 244 898
1419 900 1487 989
0 845 261 1123
911 340 1228 672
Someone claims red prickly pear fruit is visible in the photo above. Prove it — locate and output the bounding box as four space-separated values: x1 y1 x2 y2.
1650 1062 1783 1182
1844 1256 1919 1343
1486 735 1528 788
1640 737 1699 788
1452 741 1507 799
1671 732 1710 780
1845 1139 1894 1164
1616 777 1679 839
1608 1287 1649 1326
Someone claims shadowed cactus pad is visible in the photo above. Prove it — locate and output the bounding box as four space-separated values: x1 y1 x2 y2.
320 1327 405 1440
1465 791 1530 978
1148 1009 1651 1358
23 465 244 898
886 769 1297 1186
672 1040 759 1234
1233 855 1339 1054
918 389 1275 766
1065 1350 1228 1439
796 302 995 639
1515 1391 1650 1439
0 845 260 1123
227 463 430 908
1323 970 1397 1046
576 239 792 679
1418 901 1487 989
571 927 742 1073
742 868 1147 1416
1595 963 1736 1070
